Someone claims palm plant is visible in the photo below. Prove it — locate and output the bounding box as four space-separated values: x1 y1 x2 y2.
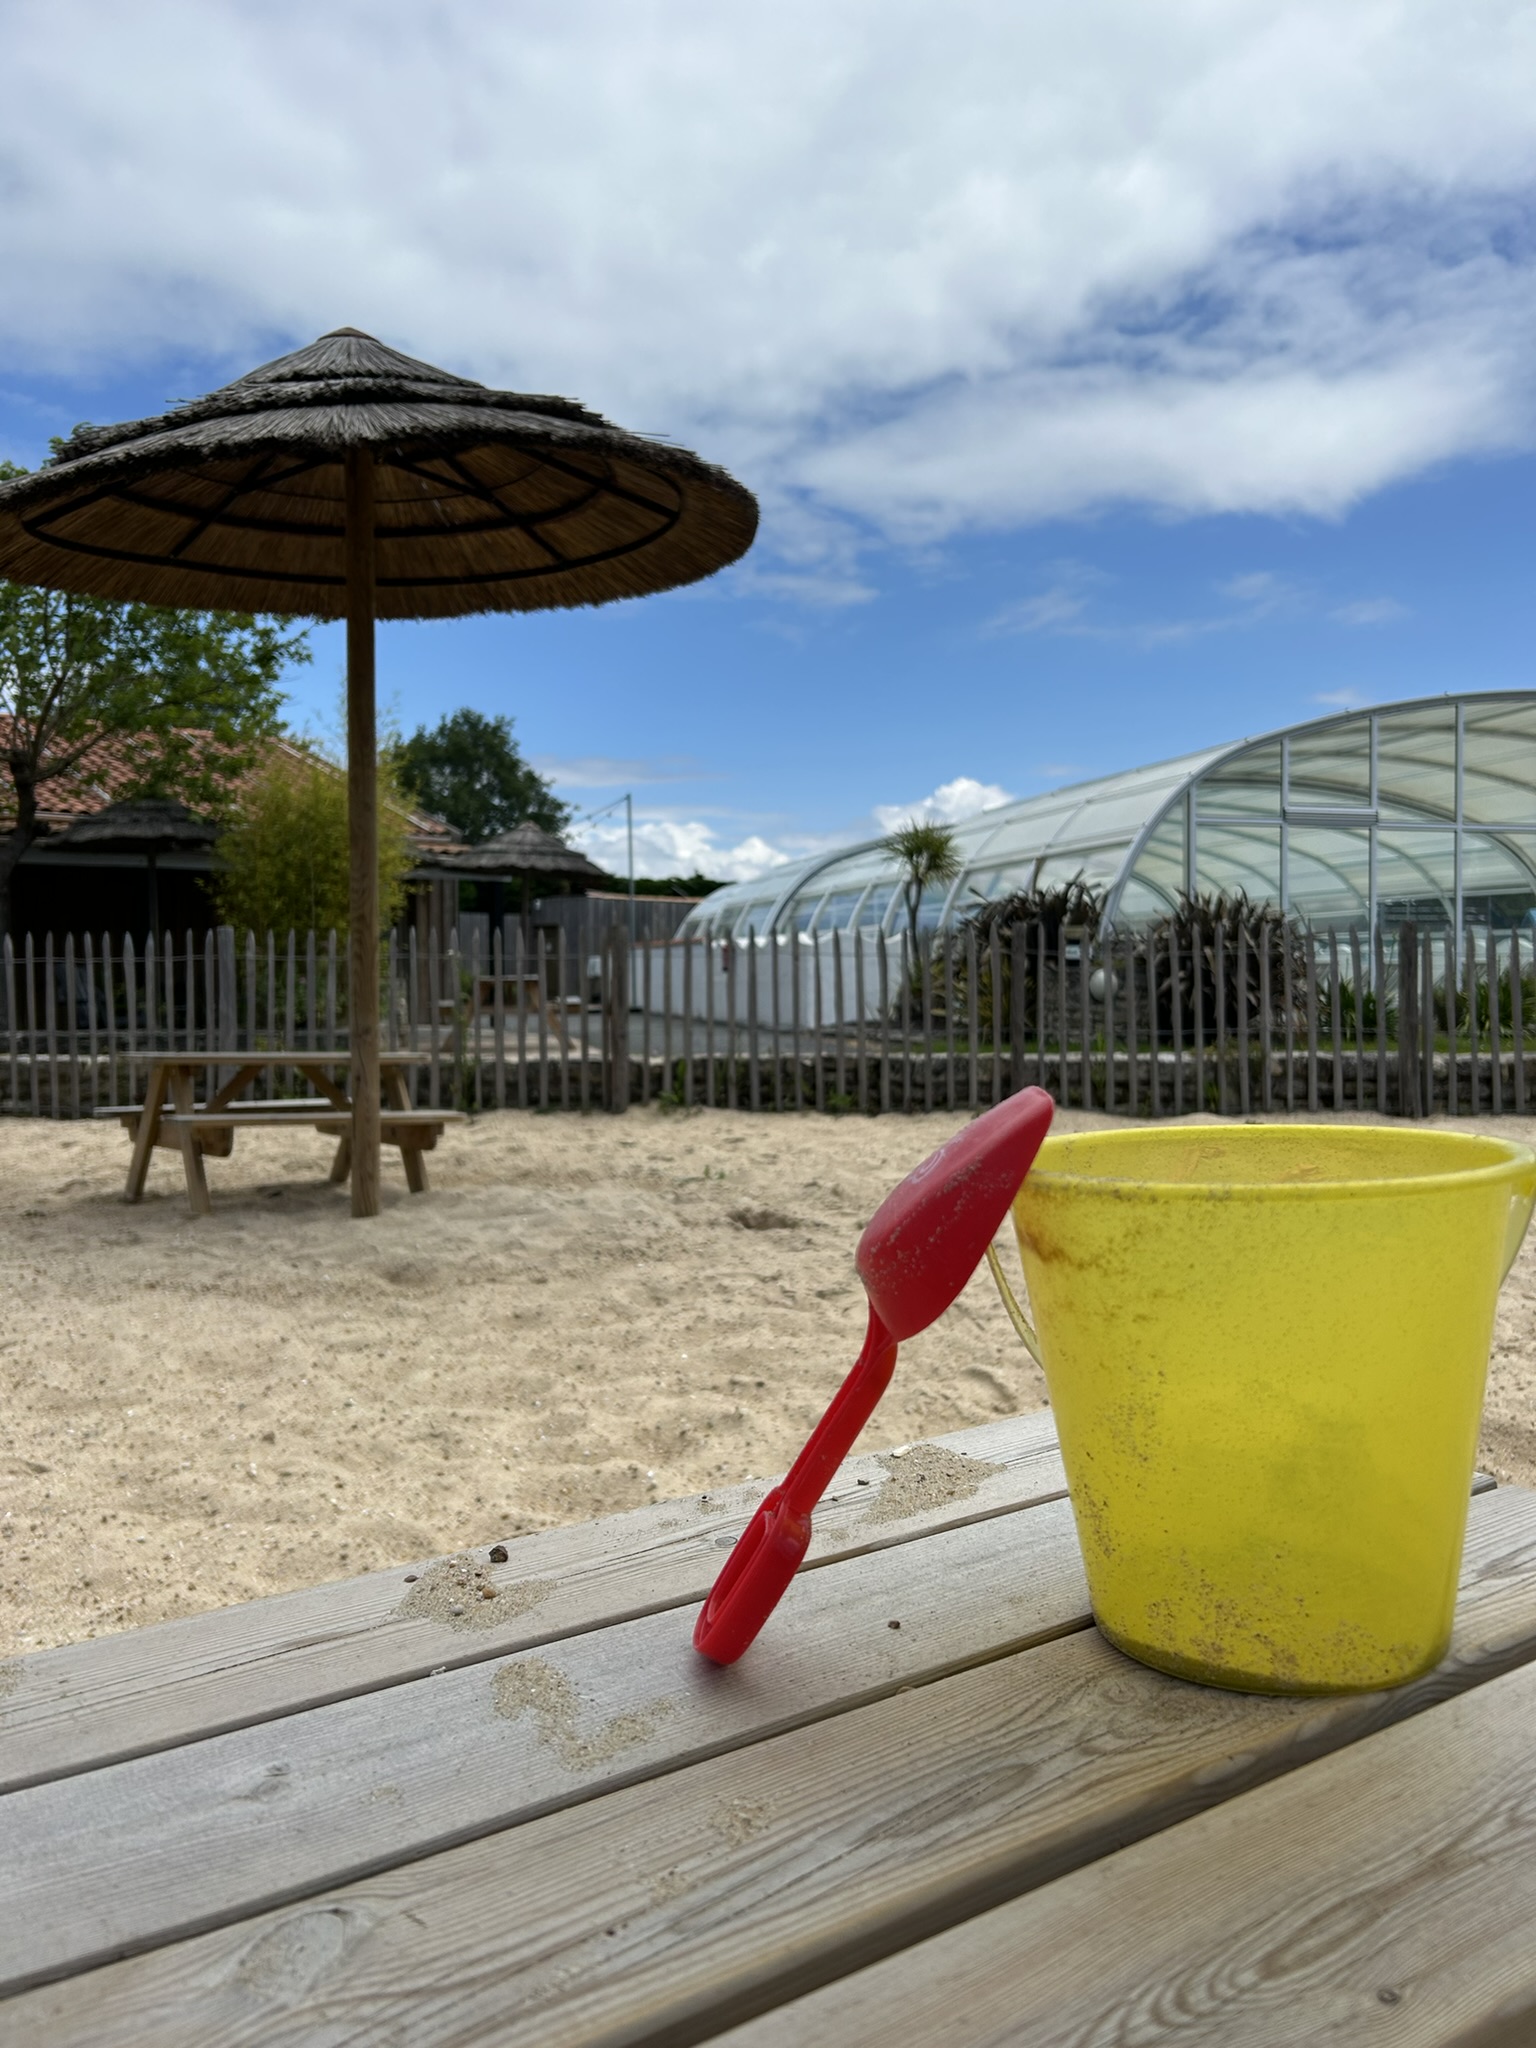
885 820 962 964
1148 890 1312 1036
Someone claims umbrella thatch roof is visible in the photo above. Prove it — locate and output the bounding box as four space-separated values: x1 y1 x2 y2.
442 820 608 884
0 329 758 620
51 797 218 856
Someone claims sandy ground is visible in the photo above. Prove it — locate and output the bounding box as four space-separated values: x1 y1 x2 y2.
5 1101 1536 1658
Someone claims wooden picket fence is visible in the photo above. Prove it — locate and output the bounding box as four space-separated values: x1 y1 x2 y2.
2 918 1534 1119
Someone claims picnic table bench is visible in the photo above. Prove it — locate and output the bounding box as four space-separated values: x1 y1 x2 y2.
94 1050 467 1215
2 1409 1535 2044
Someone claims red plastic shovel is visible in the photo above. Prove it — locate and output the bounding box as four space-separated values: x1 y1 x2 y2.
693 1086 1054 1664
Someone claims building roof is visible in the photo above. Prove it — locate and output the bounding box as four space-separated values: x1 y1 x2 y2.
2 724 462 861
683 692 1536 939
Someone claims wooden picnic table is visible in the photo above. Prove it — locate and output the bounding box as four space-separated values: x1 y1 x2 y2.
96 1049 466 1216
3 1408 1536 2044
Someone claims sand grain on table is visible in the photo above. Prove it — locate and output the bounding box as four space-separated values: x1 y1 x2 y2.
4 1104 1536 1658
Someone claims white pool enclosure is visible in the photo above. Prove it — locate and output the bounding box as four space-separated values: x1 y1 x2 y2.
684 693 1536 943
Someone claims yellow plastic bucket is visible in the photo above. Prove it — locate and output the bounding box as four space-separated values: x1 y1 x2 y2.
996 1124 1536 1694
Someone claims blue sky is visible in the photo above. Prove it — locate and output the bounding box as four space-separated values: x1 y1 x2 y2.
3 2 1534 877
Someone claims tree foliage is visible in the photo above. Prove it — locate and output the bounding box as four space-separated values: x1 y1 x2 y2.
0 457 309 932
212 749 414 939
393 707 570 843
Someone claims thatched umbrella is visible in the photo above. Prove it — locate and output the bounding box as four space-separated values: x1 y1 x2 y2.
0 329 757 1214
52 796 217 953
443 820 609 953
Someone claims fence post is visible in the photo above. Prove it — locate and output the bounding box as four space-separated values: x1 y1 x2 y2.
1514 927 1527 1114
1235 924 1250 1115
216 924 238 1094
1009 925 1026 1102
1213 928 1229 1116
1445 928 1460 1118
1488 927 1503 1116
603 928 630 1113
1398 922 1420 1117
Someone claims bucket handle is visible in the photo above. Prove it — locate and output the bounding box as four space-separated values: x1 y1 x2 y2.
1503 1158 1536 1281
984 1243 1044 1367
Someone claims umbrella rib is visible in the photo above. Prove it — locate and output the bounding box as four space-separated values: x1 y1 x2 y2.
16 517 684 593
439 451 576 563
166 453 281 559
386 452 575 563
378 518 683 589
525 445 682 522
21 454 330 546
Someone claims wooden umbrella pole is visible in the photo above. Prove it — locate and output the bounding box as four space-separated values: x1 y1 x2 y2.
345 447 381 1218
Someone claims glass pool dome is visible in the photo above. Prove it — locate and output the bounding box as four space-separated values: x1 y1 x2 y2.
684 693 1536 942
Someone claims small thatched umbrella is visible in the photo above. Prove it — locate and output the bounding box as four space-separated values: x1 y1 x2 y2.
443 820 609 953
0 330 757 1214
52 797 218 953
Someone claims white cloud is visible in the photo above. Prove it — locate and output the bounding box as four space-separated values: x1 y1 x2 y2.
2 2 1535 568
987 566 1405 645
872 776 1015 833
1330 597 1411 626
570 814 794 883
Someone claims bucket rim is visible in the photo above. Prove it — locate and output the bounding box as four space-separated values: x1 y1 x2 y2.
1022 1123 1536 1200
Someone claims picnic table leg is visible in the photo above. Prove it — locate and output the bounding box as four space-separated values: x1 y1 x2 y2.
386 1066 428 1193
328 1133 353 1185
124 1063 169 1203
168 1066 212 1218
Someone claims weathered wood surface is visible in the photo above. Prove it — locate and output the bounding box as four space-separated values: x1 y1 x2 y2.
0 1413 1065 1795
9 1484 1536 2048
713 1641 1536 2048
0 1491 1092 1995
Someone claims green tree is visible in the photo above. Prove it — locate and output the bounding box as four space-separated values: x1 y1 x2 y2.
393 707 570 843
885 818 962 962
213 749 414 939
0 459 309 935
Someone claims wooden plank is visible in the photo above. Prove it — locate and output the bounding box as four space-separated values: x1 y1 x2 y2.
989 924 1002 1107
713 1584 1536 2048
1490 925 1503 1115
1213 925 1228 1114
1515 924 1527 1113
63 933 79 1116
0 1414 1064 1795
878 929 891 1114
0 1487 1092 1995
1327 926 1343 1109
1447 926 1461 1115
900 932 913 1110
831 928 845 1103
965 927 979 1108
16 1485 1536 2048
1373 921 1388 1111
1130 933 1146 1114
774 929 786 1105
851 927 865 1112
42 931 57 1116
1008 924 1026 1104
1310 925 1327 1105
1169 933 1184 1114
721 935 733 1108
745 929 758 1110
1349 925 1365 1108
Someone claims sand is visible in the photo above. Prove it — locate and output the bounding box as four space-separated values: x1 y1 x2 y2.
5 1101 1536 1658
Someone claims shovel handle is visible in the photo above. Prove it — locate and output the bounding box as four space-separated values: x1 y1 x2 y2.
694 1305 897 1666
